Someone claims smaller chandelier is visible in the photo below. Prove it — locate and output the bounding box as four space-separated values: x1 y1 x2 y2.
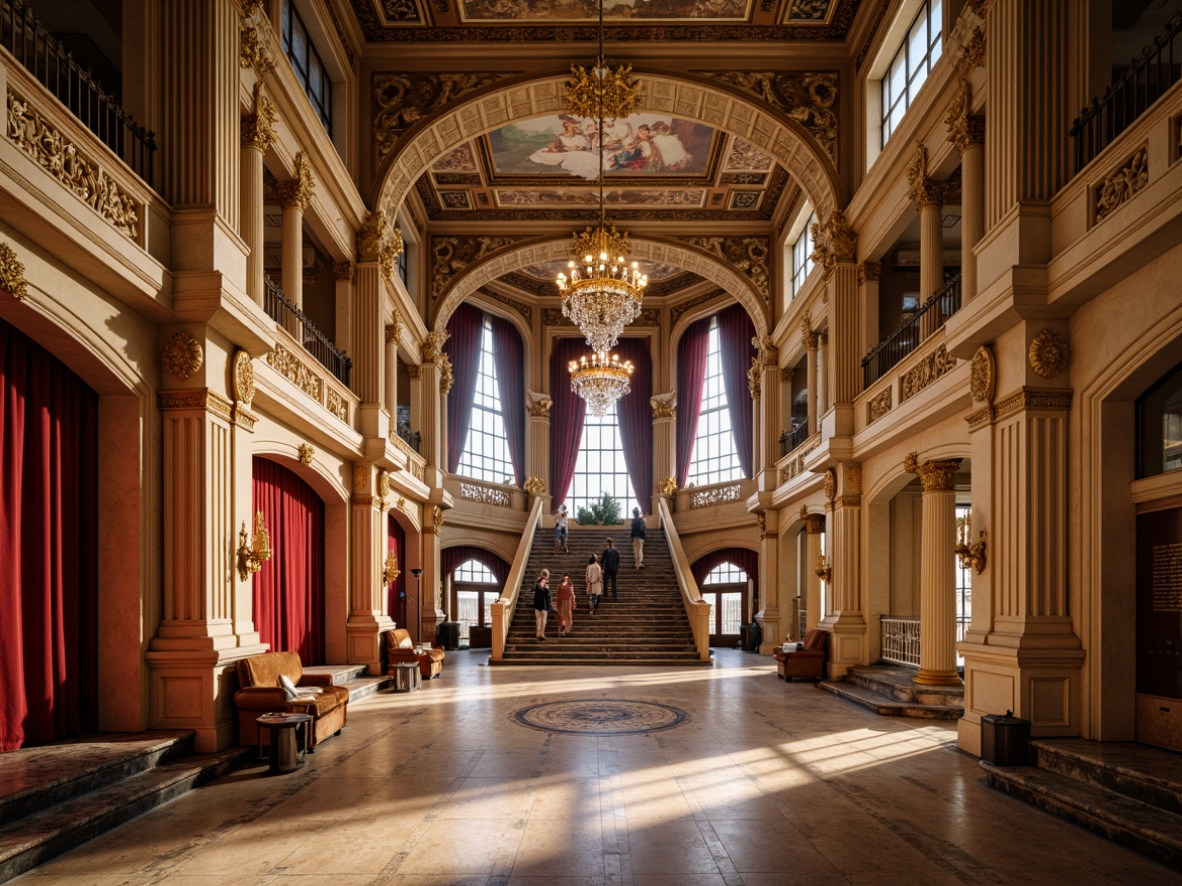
569 350 634 416
557 225 648 353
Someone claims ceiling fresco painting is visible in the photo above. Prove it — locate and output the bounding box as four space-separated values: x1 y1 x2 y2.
457 0 753 24
494 188 709 208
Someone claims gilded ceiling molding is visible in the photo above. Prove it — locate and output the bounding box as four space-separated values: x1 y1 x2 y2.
945 80 984 152
682 236 769 303
266 342 323 401
7 91 140 240
0 241 29 301
810 208 856 272
699 71 837 167
1028 329 1069 379
162 332 204 382
241 82 277 153
1094 144 1148 223
430 235 520 303
373 72 504 168
278 151 315 210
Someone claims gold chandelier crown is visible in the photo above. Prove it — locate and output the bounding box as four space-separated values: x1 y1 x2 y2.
566 57 640 121
568 350 634 416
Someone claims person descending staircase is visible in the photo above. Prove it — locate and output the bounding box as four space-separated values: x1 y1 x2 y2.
496 525 707 666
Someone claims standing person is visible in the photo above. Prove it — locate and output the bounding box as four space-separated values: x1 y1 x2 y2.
554 505 569 554
601 538 621 601
532 568 551 641
585 554 602 615
630 507 646 569
556 573 575 637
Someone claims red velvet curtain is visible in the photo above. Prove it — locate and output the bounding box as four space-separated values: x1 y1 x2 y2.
489 315 525 487
691 547 759 586
549 338 588 512
613 338 652 514
442 546 510 587
717 304 756 478
676 317 711 487
252 457 325 664
445 303 485 474
386 514 406 627
0 317 98 752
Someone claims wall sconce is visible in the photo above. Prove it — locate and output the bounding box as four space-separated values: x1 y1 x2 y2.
815 553 832 584
383 551 401 585
955 513 987 574
236 511 272 581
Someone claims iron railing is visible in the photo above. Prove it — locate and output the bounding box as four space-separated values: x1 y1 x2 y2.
0 0 156 185
779 421 810 459
1070 12 1182 172
396 422 422 454
880 616 921 667
263 276 352 387
862 273 962 389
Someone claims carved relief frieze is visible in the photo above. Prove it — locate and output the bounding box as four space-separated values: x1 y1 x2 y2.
266 343 323 401
7 91 140 240
993 388 1074 421
460 482 512 507
900 344 957 401
650 394 676 419
162 332 204 382
1095 143 1148 222
690 484 743 508
867 387 892 423
431 235 518 302
326 388 348 423
683 236 769 303
373 72 504 168
0 242 29 300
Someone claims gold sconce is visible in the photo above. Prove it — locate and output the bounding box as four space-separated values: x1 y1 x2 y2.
383 551 401 585
236 511 272 581
954 512 987 574
815 553 832 584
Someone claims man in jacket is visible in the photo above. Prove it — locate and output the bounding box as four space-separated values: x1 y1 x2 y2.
630 507 646 569
601 538 621 601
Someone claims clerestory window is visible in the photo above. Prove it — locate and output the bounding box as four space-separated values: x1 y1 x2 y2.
881 0 943 148
791 210 817 297
456 318 514 485
569 401 640 519
281 0 333 134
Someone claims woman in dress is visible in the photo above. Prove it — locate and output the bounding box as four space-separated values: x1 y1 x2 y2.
585 554 603 615
556 573 576 637
532 568 551 641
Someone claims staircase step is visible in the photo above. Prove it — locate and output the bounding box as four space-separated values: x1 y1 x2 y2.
341 674 395 702
818 680 963 720
846 664 964 706
0 745 248 884
1033 739 1182 816
981 761 1182 871
491 656 711 667
300 664 368 685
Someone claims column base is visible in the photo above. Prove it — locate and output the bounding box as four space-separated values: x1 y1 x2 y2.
914 669 963 686
347 614 396 674
820 613 867 679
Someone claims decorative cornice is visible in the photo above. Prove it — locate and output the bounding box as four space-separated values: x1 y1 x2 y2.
993 388 1074 421
162 332 204 382
0 242 29 300
277 151 315 210
241 83 277 153
904 452 961 491
1028 329 1069 379
373 72 505 169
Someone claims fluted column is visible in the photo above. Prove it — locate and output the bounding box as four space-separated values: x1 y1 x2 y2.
802 319 819 436
908 144 946 340
650 394 675 505
384 314 401 418
907 454 962 686
824 464 867 676
817 333 829 414
752 338 779 489
527 397 553 511
334 262 356 362
802 510 825 633
239 84 274 306
421 506 445 642
278 152 314 311
419 333 448 489
947 80 985 301
347 465 395 672
858 263 881 365
756 509 779 651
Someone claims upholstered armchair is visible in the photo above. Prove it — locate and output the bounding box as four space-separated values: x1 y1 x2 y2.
772 629 829 681
384 628 445 679
234 651 350 748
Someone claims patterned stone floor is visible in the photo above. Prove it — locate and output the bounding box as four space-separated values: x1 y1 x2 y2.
11 649 1182 885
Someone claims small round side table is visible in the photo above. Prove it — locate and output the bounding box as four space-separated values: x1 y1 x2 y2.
256 712 312 774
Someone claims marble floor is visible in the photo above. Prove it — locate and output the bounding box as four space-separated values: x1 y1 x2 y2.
12 649 1182 886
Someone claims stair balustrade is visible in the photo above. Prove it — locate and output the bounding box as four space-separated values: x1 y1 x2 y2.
490 495 544 661
658 497 712 663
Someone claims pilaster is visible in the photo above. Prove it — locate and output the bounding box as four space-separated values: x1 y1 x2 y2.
908 143 948 340
755 508 779 651
802 509 825 633
946 79 985 301
420 332 449 488
823 464 867 676
528 395 554 510
752 338 780 490
348 464 396 673
858 263 881 361
802 318 819 436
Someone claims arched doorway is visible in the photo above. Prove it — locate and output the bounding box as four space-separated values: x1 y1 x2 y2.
692 547 758 648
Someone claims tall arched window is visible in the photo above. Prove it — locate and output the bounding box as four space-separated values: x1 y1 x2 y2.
701 562 747 639
569 400 640 517
453 559 498 641
687 317 744 487
456 317 514 485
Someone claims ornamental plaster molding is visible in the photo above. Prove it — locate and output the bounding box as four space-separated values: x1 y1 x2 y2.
353 464 369 494
231 350 255 405
297 443 315 464
810 208 856 272
670 289 726 326
1028 329 1069 379
162 332 204 382
681 236 770 304
266 342 322 401
992 388 1074 421
422 329 449 364
483 290 533 325
1095 143 1148 222
945 80 984 151
906 142 950 209
970 345 996 402
0 241 29 300
239 23 274 78
431 235 519 303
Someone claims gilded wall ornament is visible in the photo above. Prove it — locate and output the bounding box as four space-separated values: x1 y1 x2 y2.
162 331 204 382
266 343 322 400
432 505 444 534
357 210 390 263
327 389 348 423
906 142 950 209
373 73 502 168
422 329 449 364
810 208 856 271
868 387 892 423
278 151 315 210
239 23 274 78
523 476 546 495
431 235 518 302
1028 329 1069 379
353 464 369 494
658 477 678 496
231 350 255 405
7 92 140 240
683 236 770 303
823 468 836 503
297 443 315 464
241 83 277 153
378 469 391 499
0 241 28 301
969 345 996 402
1095 144 1148 222
801 312 819 349
702 71 838 166
945 80 984 151
900 345 957 401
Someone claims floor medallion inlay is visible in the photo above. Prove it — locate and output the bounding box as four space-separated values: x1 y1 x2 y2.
511 698 689 735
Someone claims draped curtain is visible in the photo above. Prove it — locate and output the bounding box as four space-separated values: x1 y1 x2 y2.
549 338 588 512
0 318 98 752
441 546 511 587
386 514 406 627
252 457 326 664
691 547 759 586
612 338 653 514
445 303 485 474
676 317 711 487
717 304 756 478
489 315 525 487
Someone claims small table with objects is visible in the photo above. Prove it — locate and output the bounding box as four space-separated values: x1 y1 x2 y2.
389 662 422 692
255 712 312 775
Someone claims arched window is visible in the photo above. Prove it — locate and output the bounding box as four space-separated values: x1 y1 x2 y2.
453 558 498 640
456 317 514 485
569 400 641 518
687 318 744 487
702 562 749 585
700 561 747 638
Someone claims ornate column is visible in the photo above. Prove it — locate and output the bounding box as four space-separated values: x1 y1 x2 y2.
527 394 553 512
802 509 825 633
421 505 446 642
354 212 396 439
802 318 819 436
812 209 859 433
905 453 963 686
858 263 881 364
347 465 396 672
278 152 314 311
907 144 947 340
947 80 985 301
650 393 675 508
817 334 829 415
334 261 356 363
823 464 867 677
239 84 274 306
420 330 450 490
755 509 780 651
384 311 402 418
750 336 780 490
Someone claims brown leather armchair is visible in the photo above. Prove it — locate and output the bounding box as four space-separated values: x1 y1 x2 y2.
234 651 349 748
772 629 829 681
384 628 445 679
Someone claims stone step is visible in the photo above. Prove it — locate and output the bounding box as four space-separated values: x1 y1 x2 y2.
0 744 248 884
845 664 964 707
981 761 1182 871
491 655 710 667
300 663 368 685
340 674 394 703
817 680 964 720
1032 739 1182 814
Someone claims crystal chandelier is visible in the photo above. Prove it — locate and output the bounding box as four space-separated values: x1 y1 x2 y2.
569 350 634 416
555 0 646 354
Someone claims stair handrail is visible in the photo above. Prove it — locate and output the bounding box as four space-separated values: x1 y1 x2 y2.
657 497 712 663
491 494 545 661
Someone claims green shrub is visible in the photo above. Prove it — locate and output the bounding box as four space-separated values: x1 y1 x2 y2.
575 492 624 525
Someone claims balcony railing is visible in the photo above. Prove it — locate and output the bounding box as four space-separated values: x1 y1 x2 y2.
1 0 156 185
1071 12 1182 172
779 421 810 459
263 276 352 387
880 616 921 667
862 273 962 389
395 422 421 454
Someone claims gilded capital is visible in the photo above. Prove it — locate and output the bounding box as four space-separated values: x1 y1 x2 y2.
905 452 962 491
802 512 826 534
241 83 277 153
357 210 389 263
278 151 315 210
906 142 949 209
945 80 984 152
858 261 882 283
801 313 819 350
333 261 355 282
810 208 857 272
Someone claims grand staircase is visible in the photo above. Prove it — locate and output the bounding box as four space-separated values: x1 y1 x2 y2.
495 525 707 666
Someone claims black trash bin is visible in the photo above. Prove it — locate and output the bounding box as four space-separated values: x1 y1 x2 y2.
980 711 1031 765
745 622 762 653
437 621 461 651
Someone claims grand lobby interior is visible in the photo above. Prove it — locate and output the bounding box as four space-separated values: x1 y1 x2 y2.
1 0 1182 882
